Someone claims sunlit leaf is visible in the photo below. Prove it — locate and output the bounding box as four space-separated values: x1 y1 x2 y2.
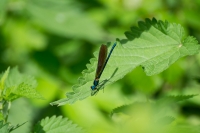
33 116 84 133
51 18 200 106
0 67 43 101
26 0 104 41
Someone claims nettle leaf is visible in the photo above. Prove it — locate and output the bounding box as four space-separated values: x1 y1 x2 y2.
110 102 148 117
110 95 196 125
156 94 198 107
110 103 176 127
33 116 84 133
0 67 43 101
156 116 175 125
51 18 200 106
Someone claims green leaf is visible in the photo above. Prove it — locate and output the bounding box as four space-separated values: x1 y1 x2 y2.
110 102 148 116
110 95 196 128
167 125 200 133
0 120 26 133
109 97 200 133
51 18 200 106
156 116 175 125
33 116 84 133
26 0 104 41
1 67 43 101
156 94 198 107
9 121 27 132
0 67 10 92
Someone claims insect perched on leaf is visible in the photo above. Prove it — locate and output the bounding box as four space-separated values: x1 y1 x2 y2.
91 43 117 95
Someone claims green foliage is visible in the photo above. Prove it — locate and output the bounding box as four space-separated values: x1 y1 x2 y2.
125 18 199 76
0 120 25 133
109 95 199 133
51 18 200 106
10 122 27 132
1 1 200 132
0 0 7 25
111 94 197 116
0 67 43 101
157 116 175 125
0 67 44 132
33 116 84 133
0 121 9 133
26 0 104 41
156 94 198 106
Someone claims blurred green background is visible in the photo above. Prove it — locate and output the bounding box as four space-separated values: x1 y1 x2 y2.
1 0 200 132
